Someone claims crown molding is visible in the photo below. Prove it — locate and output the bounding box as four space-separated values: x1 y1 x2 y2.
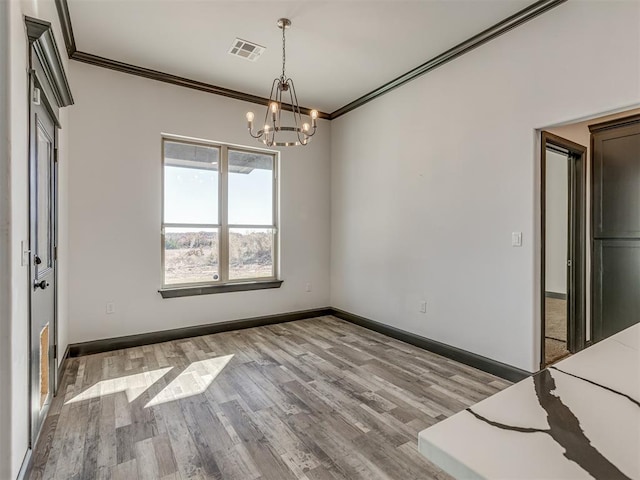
54 0 566 121
54 0 76 57
69 50 330 118
53 0 330 119
331 0 567 118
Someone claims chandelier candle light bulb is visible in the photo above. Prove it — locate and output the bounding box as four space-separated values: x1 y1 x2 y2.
246 18 319 147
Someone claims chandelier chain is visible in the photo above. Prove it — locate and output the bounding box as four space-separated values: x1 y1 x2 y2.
281 25 286 79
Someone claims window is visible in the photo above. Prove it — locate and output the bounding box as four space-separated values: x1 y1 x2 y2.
161 136 278 294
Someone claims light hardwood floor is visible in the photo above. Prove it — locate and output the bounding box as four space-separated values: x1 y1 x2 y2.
27 316 510 480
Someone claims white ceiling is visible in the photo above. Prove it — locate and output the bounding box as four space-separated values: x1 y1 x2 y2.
67 0 534 113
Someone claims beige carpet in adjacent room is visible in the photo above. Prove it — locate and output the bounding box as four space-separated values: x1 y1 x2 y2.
545 297 569 365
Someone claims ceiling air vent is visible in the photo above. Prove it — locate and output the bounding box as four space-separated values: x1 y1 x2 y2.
228 38 265 62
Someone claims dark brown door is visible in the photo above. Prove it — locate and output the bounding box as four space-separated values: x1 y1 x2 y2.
591 115 640 342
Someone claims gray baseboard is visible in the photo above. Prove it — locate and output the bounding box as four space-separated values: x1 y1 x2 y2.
545 291 567 300
331 308 531 383
68 307 333 357
56 344 70 392
65 306 531 383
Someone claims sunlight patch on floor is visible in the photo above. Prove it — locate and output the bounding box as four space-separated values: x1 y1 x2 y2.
65 367 173 404
145 354 234 407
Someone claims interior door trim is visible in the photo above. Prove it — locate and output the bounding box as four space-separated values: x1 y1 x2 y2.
589 113 640 134
25 16 73 108
540 131 587 369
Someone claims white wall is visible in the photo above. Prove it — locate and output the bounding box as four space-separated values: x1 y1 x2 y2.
66 62 331 344
6 0 71 477
8 1 30 473
544 149 568 295
330 0 640 373
0 1 12 477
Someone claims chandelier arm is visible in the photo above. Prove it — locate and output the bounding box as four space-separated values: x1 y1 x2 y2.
265 78 279 129
293 82 316 138
289 79 314 144
288 81 306 145
289 78 304 130
288 78 303 120
270 88 277 144
288 81 299 128
276 81 283 131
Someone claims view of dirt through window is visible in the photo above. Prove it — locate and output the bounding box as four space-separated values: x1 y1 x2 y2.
164 230 273 284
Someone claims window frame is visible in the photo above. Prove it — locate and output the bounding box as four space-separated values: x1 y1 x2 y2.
160 134 280 293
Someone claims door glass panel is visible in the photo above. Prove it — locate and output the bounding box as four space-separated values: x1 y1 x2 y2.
36 122 52 269
164 227 219 285
164 141 219 224
228 150 273 225
229 228 274 280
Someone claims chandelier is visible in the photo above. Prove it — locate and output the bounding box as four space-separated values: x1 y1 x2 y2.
246 18 318 147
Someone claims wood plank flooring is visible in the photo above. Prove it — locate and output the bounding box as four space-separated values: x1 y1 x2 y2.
26 316 510 480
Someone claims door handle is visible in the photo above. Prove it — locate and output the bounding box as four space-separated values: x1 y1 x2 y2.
34 255 42 265
35 280 49 290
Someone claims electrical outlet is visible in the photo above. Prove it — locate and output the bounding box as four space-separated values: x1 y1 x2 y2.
305 282 312 293
419 301 427 313
106 302 115 314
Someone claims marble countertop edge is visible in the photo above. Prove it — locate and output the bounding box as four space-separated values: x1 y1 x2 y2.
417 324 640 480
418 428 484 480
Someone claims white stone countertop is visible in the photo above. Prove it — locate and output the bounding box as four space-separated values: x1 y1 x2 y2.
418 323 640 479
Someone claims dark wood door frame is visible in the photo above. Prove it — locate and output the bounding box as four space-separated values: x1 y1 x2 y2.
540 131 587 368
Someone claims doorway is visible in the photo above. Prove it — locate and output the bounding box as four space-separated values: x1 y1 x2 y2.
25 15 74 450
29 79 58 444
541 132 586 367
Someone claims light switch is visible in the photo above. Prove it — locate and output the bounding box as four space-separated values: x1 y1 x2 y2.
512 232 522 247
21 241 29 267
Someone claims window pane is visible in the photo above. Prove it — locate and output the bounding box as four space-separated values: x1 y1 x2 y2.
229 228 274 280
36 124 52 269
164 227 219 285
228 150 273 225
164 141 219 224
